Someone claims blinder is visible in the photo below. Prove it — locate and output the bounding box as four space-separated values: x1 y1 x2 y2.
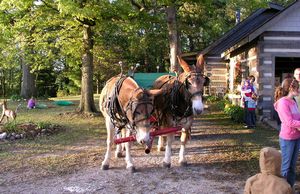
184 72 206 99
126 90 154 128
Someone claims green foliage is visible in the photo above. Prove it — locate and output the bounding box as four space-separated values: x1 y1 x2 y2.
205 95 219 103
223 93 230 101
36 121 51 130
0 0 295 99
206 97 230 111
215 100 229 111
3 122 21 133
10 94 23 101
4 121 51 133
56 89 69 97
224 104 244 123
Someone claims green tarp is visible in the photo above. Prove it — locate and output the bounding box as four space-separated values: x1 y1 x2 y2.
53 100 74 106
133 73 175 89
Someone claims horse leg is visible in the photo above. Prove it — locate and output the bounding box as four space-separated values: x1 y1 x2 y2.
115 128 125 158
121 128 126 151
0 113 4 123
124 128 135 173
101 117 114 170
163 134 174 168
179 127 190 167
157 136 165 152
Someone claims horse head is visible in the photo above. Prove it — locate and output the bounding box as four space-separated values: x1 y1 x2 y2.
177 54 209 115
121 81 162 145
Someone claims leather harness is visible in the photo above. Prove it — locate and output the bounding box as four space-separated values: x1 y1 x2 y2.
106 76 153 133
158 72 204 123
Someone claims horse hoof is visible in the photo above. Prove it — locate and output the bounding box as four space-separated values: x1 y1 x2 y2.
128 166 136 173
157 147 165 152
163 162 171 168
116 152 123 158
180 161 188 167
101 165 109 170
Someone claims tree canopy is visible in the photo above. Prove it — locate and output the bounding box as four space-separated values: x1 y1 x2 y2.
0 0 295 112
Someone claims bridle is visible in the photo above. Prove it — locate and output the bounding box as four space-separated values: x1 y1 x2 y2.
183 72 205 99
169 71 204 119
125 88 154 129
107 76 154 135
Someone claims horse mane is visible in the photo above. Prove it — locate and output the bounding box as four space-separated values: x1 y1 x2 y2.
153 74 192 125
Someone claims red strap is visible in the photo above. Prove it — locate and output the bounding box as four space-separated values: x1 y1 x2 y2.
149 115 157 123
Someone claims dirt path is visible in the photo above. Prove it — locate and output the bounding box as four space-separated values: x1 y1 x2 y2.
0 114 246 194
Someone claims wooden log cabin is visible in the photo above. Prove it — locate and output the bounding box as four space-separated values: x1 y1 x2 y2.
184 1 300 119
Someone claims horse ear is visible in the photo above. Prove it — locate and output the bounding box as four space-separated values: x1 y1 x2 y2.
147 89 164 97
177 55 194 73
196 54 205 72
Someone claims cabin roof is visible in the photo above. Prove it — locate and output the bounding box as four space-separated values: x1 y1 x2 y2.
202 3 283 56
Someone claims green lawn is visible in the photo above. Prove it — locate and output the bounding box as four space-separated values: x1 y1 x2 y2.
193 112 279 176
0 95 106 174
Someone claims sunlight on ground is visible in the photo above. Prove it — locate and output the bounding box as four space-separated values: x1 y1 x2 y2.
0 94 105 172
48 94 101 101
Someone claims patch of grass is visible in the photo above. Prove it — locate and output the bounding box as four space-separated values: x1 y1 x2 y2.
0 96 104 175
36 121 51 129
199 111 279 177
2 122 22 133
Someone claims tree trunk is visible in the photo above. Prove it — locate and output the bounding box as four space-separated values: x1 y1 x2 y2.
0 69 5 97
78 25 97 113
166 5 180 73
188 35 195 52
20 62 36 99
96 77 100 94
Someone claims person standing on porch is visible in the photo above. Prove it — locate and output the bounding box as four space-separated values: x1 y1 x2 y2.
274 77 300 188
248 75 257 122
248 75 257 94
241 80 256 128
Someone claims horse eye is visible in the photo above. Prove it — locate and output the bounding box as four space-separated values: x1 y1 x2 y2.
135 111 141 115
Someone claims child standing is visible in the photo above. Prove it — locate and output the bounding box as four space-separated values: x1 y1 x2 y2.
241 80 256 128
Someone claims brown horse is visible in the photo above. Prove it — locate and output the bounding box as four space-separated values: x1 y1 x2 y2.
99 75 162 172
152 54 209 167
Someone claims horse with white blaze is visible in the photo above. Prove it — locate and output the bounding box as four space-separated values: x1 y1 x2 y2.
152 54 209 167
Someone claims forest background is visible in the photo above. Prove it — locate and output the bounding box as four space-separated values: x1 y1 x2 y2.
0 0 294 113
